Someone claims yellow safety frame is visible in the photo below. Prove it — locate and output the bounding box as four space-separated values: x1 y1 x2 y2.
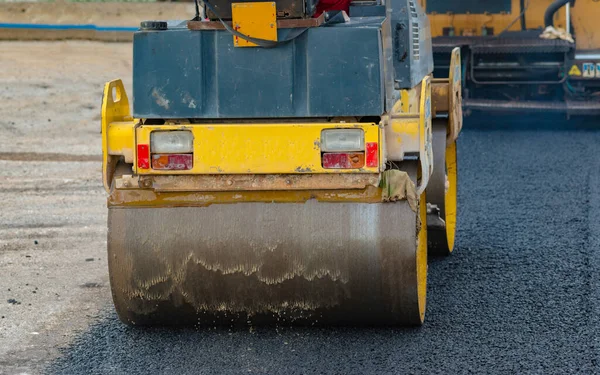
102 80 382 186
135 123 381 175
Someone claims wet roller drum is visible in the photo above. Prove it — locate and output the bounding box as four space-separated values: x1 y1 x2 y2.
107 173 428 326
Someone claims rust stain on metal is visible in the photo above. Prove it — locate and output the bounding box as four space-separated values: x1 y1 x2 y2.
108 185 387 208
135 173 379 192
115 175 140 190
431 80 450 115
186 13 325 31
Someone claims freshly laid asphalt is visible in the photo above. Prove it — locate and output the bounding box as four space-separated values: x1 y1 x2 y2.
49 118 600 374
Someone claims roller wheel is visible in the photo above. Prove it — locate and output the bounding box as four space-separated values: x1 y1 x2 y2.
427 118 458 256
107 170 428 326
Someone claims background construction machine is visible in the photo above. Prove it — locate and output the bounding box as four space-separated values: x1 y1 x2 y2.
102 0 462 326
425 0 600 116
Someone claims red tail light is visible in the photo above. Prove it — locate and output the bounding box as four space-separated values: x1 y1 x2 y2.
137 144 150 169
366 142 378 167
322 153 365 169
152 154 193 170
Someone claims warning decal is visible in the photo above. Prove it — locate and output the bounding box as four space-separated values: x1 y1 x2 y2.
583 63 596 78
569 64 582 76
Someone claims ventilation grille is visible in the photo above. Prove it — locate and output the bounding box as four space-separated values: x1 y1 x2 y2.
409 0 418 17
409 1 420 61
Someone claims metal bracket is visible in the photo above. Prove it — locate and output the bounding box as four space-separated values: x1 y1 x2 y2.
231 2 277 47
115 175 140 190
101 79 132 193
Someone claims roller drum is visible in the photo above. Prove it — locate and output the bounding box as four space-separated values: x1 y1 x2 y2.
427 119 458 256
108 197 427 326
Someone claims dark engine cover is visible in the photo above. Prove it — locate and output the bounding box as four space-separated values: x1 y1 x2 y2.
131 0 433 120
132 22 385 119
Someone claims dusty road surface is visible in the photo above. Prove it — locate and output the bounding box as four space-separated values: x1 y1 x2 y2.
0 41 130 373
2 40 600 374
0 3 195 41
0 2 193 26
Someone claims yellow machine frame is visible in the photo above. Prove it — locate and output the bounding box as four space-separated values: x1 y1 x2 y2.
101 76 439 199
135 123 381 175
422 0 600 51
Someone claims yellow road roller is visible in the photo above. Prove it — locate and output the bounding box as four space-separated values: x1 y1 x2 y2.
101 0 462 326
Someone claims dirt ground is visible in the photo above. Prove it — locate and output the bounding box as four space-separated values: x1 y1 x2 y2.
0 2 196 41
0 41 132 374
0 2 194 27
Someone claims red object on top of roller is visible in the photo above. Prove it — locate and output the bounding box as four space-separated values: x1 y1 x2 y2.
313 0 352 17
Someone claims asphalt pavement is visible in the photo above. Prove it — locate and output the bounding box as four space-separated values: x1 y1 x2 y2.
48 122 600 374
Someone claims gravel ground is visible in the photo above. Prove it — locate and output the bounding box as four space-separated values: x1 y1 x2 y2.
47 126 600 374
2 40 600 374
0 3 193 27
0 41 131 155
0 41 130 374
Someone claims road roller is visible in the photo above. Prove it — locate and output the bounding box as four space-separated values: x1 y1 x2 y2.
101 0 462 326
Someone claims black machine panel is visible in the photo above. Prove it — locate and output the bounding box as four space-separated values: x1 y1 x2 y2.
426 0 511 14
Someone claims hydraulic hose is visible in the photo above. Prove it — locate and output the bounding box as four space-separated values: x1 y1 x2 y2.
544 0 571 28
519 0 526 30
